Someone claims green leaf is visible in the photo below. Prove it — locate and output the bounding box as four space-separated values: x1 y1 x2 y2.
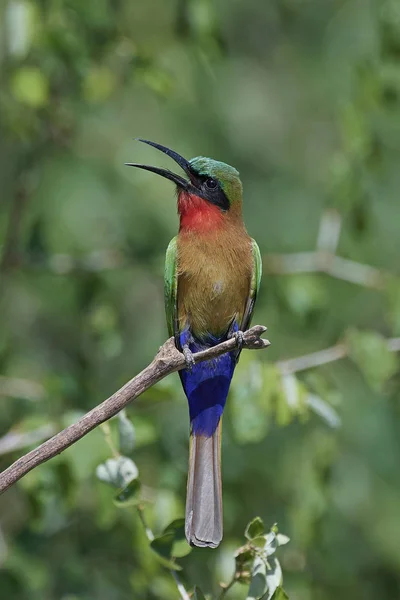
246 526 289 599
280 374 308 420
83 66 117 103
271 587 289 600
149 518 191 569
347 329 398 391
150 532 182 571
251 536 269 549
113 478 141 507
245 517 265 540
162 518 192 558
193 585 206 600
235 544 255 584
131 415 158 447
251 531 278 556
96 456 138 488
247 556 267 600
118 410 136 456
305 393 341 429
281 275 328 318
11 66 49 107
235 545 255 566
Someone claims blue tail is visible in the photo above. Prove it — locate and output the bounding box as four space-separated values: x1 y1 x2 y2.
179 327 237 547
179 329 237 437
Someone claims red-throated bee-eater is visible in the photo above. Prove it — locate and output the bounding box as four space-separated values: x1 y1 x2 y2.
126 140 261 548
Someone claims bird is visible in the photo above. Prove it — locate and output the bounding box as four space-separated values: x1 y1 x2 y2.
126 139 261 548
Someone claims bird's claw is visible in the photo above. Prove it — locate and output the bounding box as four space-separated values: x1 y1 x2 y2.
183 345 196 372
233 330 245 351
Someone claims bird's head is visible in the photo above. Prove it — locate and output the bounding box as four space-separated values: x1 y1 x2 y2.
126 139 243 232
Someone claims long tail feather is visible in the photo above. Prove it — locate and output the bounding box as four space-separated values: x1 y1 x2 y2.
185 419 223 548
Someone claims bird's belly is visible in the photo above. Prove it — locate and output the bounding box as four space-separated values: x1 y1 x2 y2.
177 267 249 338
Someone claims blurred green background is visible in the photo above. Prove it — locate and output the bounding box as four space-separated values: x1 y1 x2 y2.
1 0 400 598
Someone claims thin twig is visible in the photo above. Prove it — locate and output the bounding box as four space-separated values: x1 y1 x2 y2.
263 251 321 275
263 251 388 289
0 424 56 456
0 376 45 401
170 571 191 600
218 574 239 599
0 326 269 495
276 336 400 375
137 505 190 600
316 209 342 254
276 343 347 375
137 505 155 542
327 255 385 288
262 207 389 289
100 422 120 458
19 242 394 291
46 249 126 274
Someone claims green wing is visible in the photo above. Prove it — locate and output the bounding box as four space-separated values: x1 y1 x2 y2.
240 239 262 332
164 236 179 342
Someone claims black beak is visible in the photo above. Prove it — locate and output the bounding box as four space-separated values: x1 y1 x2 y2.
125 139 192 189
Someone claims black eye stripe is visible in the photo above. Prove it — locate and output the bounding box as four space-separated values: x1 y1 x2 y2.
188 169 230 211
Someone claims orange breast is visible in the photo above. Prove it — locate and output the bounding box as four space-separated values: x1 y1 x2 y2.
177 226 253 338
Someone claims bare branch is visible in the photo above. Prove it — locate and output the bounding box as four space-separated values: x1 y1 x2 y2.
277 343 347 374
387 338 400 352
316 209 342 254
0 425 56 456
327 255 385 288
46 249 126 274
0 376 45 401
276 336 400 375
0 326 270 495
263 251 321 275
19 235 394 292
264 250 388 289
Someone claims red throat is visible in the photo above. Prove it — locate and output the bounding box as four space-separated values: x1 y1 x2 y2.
178 191 224 233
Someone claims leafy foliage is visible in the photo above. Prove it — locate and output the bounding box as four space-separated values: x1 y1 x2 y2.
346 329 398 391
233 519 289 600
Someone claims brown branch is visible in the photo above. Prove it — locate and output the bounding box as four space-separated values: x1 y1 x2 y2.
0 325 270 495
0 376 45 401
263 251 387 289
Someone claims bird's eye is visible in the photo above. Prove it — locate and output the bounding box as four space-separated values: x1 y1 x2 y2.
205 177 218 190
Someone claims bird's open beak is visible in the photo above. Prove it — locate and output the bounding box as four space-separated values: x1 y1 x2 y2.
125 139 192 189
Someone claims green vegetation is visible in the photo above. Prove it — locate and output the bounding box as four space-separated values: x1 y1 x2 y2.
1 0 400 598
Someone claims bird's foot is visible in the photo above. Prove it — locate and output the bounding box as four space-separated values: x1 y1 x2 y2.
233 330 245 351
183 344 196 372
